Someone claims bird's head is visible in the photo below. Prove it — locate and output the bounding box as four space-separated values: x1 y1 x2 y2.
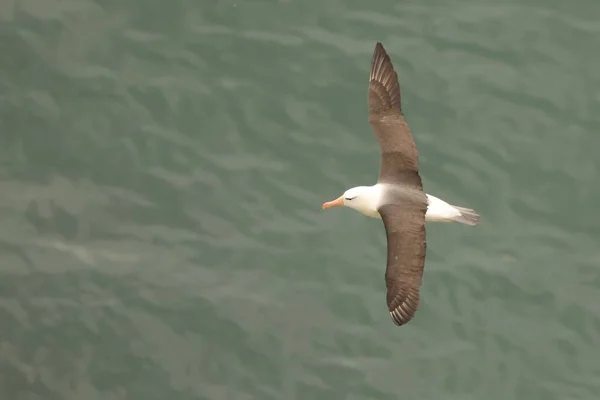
322 186 379 216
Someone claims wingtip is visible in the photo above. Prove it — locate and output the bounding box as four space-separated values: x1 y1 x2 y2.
371 42 392 69
369 41 402 112
374 42 386 55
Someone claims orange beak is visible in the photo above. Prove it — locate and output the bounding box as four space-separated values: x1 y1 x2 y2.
322 196 344 210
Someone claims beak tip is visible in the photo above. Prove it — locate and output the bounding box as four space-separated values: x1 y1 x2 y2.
322 197 343 210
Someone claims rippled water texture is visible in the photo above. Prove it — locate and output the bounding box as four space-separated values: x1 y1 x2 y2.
1 1 599 399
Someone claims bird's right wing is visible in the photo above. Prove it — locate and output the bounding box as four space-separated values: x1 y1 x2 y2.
368 42 422 188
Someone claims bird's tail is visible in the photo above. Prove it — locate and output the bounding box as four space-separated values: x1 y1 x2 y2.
451 205 481 226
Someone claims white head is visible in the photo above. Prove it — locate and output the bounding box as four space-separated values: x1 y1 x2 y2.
321 185 381 217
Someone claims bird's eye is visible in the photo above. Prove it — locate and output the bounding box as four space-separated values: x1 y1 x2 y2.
345 197 356 201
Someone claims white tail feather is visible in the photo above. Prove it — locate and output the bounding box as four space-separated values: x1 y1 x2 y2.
450 205 481 226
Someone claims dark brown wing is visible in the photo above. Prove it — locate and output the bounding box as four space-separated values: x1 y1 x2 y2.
378 202 427 327
368 42 422 188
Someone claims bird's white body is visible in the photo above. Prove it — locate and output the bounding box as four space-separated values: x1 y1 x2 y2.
340 184 477 225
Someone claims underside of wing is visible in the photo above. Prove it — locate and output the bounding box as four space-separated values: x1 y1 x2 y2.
378 203 427 327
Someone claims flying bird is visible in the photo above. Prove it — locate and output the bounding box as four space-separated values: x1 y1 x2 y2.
322 42 481 327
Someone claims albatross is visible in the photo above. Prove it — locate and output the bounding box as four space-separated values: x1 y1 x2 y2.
322 42 481 327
